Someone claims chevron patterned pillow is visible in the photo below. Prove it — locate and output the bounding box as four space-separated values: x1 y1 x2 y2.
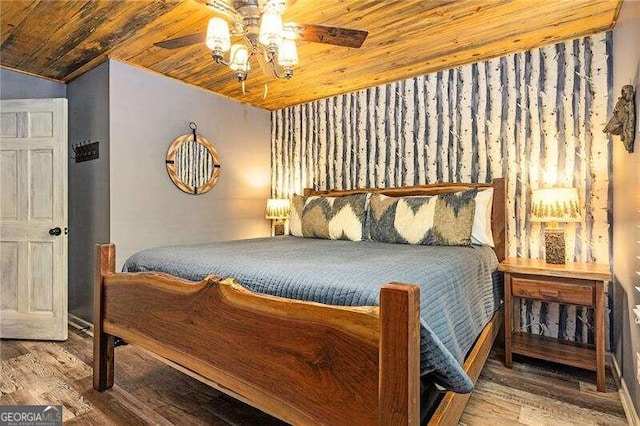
289 194 307 237
369 189 477 246
301 193 368 241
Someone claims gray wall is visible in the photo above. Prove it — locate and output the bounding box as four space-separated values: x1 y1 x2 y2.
612 0 640 414
108 60 271 269
0 67 66 99
67 62 110 321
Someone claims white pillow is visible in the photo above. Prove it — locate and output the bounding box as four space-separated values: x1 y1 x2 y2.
471 188 495 247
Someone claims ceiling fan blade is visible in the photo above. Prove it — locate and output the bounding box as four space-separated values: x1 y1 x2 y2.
255 53 277 81
154 33 206 50
298 24 368 48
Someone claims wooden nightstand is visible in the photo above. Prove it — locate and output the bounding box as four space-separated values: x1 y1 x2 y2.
498 258 611 392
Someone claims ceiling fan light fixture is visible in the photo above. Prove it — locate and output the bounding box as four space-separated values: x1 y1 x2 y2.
206 17 231 53
260 0 286 14
277 38 298 68
229 44 251 78
258 10 283 50
151 0 368 93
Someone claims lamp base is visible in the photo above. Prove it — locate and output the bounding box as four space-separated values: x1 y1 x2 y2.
544 228 566 264
272 221 286 236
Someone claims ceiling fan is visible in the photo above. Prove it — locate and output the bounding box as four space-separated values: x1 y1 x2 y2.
154 0 368 91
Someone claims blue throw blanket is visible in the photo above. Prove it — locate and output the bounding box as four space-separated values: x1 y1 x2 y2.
123 236 502 392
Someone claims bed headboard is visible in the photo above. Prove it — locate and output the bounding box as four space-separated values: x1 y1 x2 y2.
303 178 506 262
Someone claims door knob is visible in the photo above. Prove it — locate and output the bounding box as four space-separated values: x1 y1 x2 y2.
49 227 62 236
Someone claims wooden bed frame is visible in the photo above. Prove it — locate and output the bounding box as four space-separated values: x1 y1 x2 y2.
93 178 506 425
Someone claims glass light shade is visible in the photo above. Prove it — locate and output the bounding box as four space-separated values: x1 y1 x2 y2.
229 44 250 72
259 10 283 47
530 187 581 223
265 198 291 219
206 17 231 52
277 38 298 67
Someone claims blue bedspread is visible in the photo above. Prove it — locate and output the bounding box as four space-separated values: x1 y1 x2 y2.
123 236 502 393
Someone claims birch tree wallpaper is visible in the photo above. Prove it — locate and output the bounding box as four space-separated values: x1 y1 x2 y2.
271 32 613 345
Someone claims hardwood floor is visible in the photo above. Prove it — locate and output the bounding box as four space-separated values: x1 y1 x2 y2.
0 328 629 425
459 353 628 425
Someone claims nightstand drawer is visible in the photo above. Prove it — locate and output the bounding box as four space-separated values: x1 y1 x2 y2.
511 275 594 306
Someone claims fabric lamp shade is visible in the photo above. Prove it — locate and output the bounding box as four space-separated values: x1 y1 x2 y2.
530 187 581 223
266 198 291 220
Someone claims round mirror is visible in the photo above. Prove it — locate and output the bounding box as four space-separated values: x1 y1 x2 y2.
166 130 221 195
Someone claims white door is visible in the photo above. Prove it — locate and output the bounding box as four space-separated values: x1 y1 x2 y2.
0 98 68 340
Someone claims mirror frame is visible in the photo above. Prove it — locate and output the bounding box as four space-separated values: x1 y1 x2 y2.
166 132 221 195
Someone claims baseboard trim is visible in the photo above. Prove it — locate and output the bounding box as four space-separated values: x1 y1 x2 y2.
610 354 640 426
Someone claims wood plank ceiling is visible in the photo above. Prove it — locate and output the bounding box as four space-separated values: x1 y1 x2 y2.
1 0 622 110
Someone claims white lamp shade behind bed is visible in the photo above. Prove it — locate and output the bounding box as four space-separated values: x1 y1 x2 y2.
266 198 291 236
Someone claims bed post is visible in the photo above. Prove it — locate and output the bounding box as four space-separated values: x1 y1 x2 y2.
491 177 507 262
93 244 116 391
378 283 420 425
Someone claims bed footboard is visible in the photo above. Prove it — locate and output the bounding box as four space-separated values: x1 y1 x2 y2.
93 244 115 392
93 244 420 425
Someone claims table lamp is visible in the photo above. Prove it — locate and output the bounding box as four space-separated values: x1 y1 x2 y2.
266 198 291 236
530 187 581 264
